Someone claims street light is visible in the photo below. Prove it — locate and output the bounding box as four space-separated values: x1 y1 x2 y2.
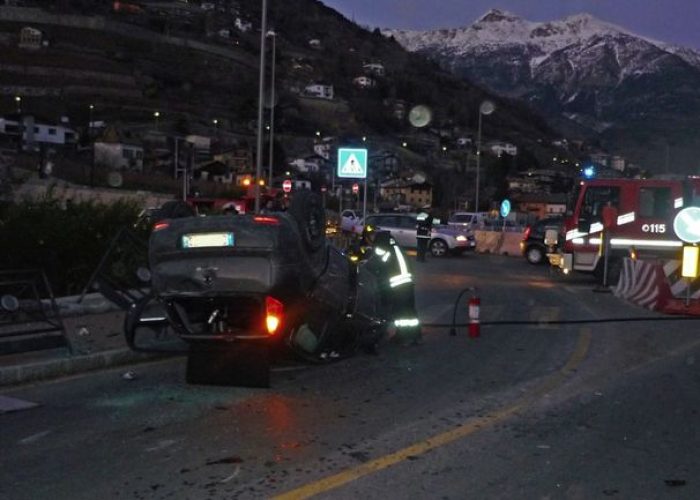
254 0 269 214
475 100 495 212
267 29 276 187
153 110 160 131
14 96 21 114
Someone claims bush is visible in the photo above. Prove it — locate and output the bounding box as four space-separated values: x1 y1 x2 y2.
0 196 144 296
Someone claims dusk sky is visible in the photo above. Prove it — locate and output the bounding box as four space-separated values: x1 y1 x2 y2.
321 0 700 49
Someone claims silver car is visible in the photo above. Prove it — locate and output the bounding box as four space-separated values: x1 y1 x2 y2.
363 213 475 257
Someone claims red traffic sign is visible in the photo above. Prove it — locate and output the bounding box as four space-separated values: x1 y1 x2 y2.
282 179 292 193
352 183 359 194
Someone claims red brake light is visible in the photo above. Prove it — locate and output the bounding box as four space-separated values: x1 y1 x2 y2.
253 216 280 225
265 296 284 335
522 225 531 240
153 221 169 231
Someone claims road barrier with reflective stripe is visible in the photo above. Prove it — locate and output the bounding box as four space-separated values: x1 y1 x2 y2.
613 258 671 311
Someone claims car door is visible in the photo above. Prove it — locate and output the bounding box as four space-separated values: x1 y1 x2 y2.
393 215 418 248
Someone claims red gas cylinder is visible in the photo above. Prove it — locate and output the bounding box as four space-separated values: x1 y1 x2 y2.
468 296 480 338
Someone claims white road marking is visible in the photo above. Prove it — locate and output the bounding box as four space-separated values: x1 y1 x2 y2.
221 466 241 483
145 439 178 452
528 306 560 330
19 430 52 445
0 395 38 414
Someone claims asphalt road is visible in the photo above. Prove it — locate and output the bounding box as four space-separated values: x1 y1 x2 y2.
2 254 699 499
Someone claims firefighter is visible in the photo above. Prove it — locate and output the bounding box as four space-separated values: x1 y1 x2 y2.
415 211 432 262
362 230 422 346
348 223 376 262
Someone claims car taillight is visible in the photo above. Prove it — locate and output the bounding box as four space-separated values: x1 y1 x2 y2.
253 216 280 225
153 221 169 231
265 296 284 335
522 225 531 240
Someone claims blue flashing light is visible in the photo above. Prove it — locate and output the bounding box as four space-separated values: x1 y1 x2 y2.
583 166 595 179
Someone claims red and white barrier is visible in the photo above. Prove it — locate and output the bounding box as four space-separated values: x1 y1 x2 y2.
613 258 671 311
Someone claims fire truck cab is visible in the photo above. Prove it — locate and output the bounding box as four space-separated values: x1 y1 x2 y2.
549 177 700 282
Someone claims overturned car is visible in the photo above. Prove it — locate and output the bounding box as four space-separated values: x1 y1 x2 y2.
125 192 419 387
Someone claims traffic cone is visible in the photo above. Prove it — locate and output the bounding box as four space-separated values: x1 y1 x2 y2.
468 295 480 338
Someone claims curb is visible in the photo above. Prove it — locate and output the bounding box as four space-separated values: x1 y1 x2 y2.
0 348 172 387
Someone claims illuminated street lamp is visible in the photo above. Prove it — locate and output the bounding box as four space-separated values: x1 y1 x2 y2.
153 110 160 131
14 96 21 114
475 100 495 212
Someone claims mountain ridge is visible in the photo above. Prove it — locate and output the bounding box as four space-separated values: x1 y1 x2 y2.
383 9 700 173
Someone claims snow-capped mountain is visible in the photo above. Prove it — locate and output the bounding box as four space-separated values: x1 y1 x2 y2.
384 9 700 173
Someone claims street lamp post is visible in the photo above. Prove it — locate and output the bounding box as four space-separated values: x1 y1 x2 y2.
254 0 269 214
267 30 276 187
14 96 21 114
153 110 160 131
475 100 495 212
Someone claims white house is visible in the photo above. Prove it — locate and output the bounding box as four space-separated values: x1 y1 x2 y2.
488 142 518 157
19 27 42 50
313 141 332 160
611 155 626 171
308 39 322 49
289 154 326 173
353 76 375 88
94 141 144 171
457 137 473 147
235 18 252 32
0 115 77 147
304 83 334 100
362 62 385 77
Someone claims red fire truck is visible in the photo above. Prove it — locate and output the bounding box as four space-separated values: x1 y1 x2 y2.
549 176 700 282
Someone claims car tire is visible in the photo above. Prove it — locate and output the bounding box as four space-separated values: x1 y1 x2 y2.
288 190 326 253
525 245 545 265
429 239 448 257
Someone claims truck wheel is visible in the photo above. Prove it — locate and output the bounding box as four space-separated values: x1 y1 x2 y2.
288 190 326 253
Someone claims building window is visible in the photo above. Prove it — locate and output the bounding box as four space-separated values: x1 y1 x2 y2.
48 128 57 135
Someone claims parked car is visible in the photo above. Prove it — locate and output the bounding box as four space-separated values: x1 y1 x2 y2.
520 216 563 264
340 209 361 233
363 213 475 257
447 211 489 228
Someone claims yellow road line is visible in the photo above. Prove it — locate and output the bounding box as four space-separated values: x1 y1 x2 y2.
274 328 592 500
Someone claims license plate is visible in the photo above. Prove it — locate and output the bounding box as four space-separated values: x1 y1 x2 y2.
182 232 234 248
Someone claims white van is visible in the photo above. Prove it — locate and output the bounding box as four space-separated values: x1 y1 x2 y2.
447 211 489 228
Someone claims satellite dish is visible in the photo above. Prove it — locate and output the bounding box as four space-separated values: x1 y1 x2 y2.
480 100 495 115
412 172 426 184
408 105 432 128
107 171 123 188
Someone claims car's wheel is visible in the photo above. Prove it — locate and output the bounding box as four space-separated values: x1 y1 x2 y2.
430 239 448 257
288 190 326 253
525 245 545 265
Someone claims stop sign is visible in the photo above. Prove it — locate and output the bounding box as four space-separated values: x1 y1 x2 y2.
282 179 292 193
352 183 359 194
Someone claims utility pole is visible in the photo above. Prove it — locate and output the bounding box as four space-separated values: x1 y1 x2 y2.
254 0 268 214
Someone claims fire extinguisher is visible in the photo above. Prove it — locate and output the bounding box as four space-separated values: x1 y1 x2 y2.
468 295 480 338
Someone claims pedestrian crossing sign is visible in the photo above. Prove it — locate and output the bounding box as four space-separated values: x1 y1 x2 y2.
337 148 368 179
